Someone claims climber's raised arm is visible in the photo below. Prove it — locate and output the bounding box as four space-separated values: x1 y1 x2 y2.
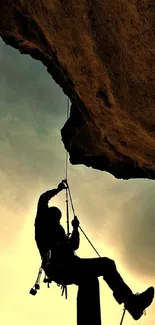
36 180 67 216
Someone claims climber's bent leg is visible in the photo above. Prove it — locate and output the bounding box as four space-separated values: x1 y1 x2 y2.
75 257 154 320
74 257 132 304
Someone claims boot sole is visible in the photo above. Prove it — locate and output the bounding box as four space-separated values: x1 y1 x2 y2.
127 288 154 320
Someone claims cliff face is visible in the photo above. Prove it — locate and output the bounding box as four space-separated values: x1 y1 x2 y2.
1 0 155 179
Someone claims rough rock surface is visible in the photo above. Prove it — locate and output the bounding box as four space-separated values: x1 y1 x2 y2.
1 0 155 179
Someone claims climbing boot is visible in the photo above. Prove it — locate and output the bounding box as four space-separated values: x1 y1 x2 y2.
125 286 154 320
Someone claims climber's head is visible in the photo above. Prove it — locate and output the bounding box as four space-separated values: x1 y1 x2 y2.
47 206 62 223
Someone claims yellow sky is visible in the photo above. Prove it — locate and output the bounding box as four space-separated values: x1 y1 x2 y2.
1 177 155 325
0 38 155 325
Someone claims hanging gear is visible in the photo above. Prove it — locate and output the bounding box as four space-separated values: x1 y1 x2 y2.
57 283 68 299
29 267 43 296
29 250 53 295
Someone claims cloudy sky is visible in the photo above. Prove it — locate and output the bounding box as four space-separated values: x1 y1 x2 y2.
0 37 155 325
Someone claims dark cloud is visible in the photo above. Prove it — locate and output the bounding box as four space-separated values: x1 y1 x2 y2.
0 38 68 248
0 38 65 117
0 38 67 177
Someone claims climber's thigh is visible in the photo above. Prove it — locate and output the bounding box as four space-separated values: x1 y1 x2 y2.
73 257 116 284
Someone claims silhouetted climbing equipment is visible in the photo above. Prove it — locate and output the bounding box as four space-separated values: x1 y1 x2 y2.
65 180 70 237
119 306 126 325
57 283 68 299
29 251 52 296
65 97 70 237
29 267 43 296
58 97 70 298
67 181 101 257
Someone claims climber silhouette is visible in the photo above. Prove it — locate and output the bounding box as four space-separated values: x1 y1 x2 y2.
34 180 154 321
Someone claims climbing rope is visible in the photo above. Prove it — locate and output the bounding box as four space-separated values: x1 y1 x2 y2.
67 181 101 257
66 186 70 237
64 97 100 257
58 97 70 298
65 97 70 237
65 96 70 180
119 307 126 325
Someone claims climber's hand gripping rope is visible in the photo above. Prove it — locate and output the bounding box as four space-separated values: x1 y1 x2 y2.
72 216 80 229
57 179 68 191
